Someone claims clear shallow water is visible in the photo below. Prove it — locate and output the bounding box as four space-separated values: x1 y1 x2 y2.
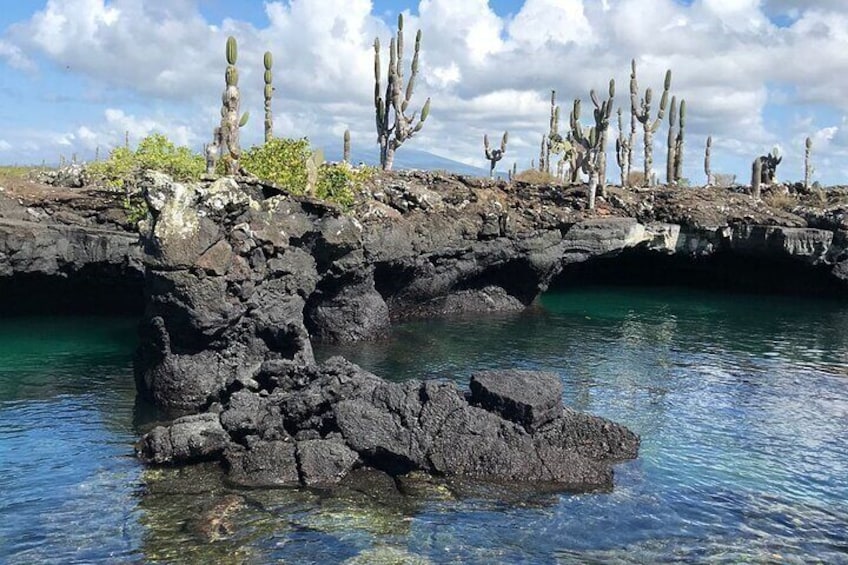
1 289 847 563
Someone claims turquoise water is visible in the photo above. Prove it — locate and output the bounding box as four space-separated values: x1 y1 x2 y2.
2 288 848 563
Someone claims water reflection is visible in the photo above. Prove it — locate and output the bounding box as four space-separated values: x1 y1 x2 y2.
2 288 848 563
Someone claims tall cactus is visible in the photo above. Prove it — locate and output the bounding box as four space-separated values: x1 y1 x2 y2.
674 99 686 183
205 127 222 174
220 36 249 175
667 96 678 185
343 129 351 163
570 79 615 210
263 51 273 142
704 135 713 187
484 131 508 179
374 14 430 170
631 60 671 186
546 90 557 174
590 79 615 196
616 107 630 188
804 136 813 190
539 135 547 172
752 157 763 198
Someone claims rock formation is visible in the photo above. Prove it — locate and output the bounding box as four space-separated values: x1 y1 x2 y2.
6 167 848 492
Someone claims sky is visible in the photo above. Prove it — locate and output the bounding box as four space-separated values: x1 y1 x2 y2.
1 0 848 185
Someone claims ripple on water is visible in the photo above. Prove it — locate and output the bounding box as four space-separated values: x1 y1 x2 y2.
3 292 848 563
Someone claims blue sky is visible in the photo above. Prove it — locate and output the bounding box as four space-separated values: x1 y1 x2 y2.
1 0 847 185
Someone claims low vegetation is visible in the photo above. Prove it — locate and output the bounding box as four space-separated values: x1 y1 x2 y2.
241 137 374 209
88 134 205 189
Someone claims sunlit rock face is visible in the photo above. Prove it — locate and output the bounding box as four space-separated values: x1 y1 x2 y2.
132 171 848 489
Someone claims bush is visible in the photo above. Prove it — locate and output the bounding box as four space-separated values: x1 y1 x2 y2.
241 137 374 209
134 134 204 181
315 163 376 209
87 146 135 189
87 133 204 189
241 137 311 193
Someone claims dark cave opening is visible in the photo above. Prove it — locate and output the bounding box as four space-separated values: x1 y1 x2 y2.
550 249 847 298
0 265 146 316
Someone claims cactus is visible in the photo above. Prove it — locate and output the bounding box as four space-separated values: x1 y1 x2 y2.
615 108 630 188
539 135 547 172
752 157 763 198
546 90 558 174
570 79 615 210
205 127 222 174
220 36 249 175
484 131 508 179
752 147 782 193
674 99 686 183
631 60 671 186
590 79 615 196
667 96 677 185
509 161 517 181
343 129 351 163
374 14 430 170
305 149 324 195
804 136 813 190
704 135 713 187
264 51 273 142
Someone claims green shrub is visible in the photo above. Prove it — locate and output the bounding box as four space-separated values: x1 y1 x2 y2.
315 163 375 209
134 133 204 181
242 137 374 209
87 146 135 189
87 133 204 189
241 137 311 193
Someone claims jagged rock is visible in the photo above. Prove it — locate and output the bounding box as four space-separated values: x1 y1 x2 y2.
136 413 230 465
223 437 299 487
537 408 640 462
306 274 390 342
470 370 563 432
296 438 360 485
219 389 287 440
427 405 611 488
37 164 88 188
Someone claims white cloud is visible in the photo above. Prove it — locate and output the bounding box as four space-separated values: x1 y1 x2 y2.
0 140 11 151
1 0 848 183
0 39 35 71
509 0 593 48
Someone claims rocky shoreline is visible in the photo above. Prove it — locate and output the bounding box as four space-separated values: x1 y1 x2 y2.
3 170 848 491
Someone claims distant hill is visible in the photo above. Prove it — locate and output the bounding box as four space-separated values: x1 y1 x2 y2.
322 146 502 178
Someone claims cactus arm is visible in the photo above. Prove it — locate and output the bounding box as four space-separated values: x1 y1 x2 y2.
264 51 273 142
704 135 712 186
667 96 677 185
343 129 351 163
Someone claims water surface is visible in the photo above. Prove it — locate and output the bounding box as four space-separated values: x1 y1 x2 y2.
1 288 847 563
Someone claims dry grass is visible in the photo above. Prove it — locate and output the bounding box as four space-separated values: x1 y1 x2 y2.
0 165 40 180
627 171 646 187
713 173 737 188
513 169 565 185
763 191 799 211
